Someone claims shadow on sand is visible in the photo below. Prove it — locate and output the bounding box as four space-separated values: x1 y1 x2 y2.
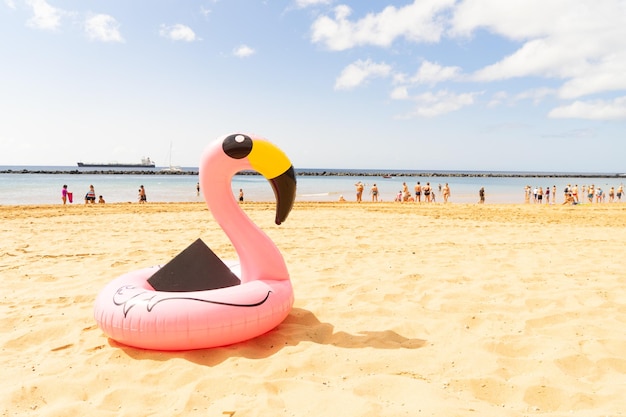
116 307 426 366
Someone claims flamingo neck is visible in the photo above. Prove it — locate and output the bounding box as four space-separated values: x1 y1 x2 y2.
201 168 289 284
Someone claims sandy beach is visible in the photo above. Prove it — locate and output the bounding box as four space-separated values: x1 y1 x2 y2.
2 201 625 416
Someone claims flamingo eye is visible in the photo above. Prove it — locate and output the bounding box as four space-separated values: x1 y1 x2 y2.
223 134 253 159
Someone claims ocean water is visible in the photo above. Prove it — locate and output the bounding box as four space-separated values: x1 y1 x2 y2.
0 166 623 205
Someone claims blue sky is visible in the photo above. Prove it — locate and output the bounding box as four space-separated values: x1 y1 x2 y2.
1 0 625 172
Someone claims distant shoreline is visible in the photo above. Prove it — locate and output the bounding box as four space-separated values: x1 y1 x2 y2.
1 168 624 178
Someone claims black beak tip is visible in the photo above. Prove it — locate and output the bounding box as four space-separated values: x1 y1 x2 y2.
270 165 296 226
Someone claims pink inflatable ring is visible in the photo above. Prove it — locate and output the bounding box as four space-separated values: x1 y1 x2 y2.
94 134 296 350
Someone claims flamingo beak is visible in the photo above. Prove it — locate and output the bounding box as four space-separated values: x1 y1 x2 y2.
247 140 296 225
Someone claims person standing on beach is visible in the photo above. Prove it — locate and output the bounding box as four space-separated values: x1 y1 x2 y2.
617 184 623 201
442 183 450 203
238 188 244 202
354 181 364 202
545 186 550 204
370 183 379 202
402 182 410 201
196 182 200 196
139 185 147 203
423 182 432 202
61 184 68 205
414 181 422 202
478 187 485 204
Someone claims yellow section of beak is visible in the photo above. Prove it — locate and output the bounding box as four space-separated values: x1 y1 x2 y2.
248 140 292 179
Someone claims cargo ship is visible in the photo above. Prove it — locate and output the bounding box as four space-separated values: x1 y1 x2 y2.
77 157 155 168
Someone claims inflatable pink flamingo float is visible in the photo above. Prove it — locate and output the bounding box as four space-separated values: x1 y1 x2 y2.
94 133 297 350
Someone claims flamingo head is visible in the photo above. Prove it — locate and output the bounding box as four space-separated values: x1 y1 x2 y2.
204 133 296 225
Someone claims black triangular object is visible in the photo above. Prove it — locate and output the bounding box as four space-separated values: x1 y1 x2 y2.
147 238 240 292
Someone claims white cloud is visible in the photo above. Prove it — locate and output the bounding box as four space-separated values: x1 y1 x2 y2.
200 6 212 18
5 0 16 10
455 0 626 100
487 91 508 108
514 87 556 105
334 59 392 90
26 0 63 31
389 61 465 115
450 0 567 39
311 0 454 51
488 88 554 108
159 24 198 42
233 45 255 58
398 90 478 118
294 0 332 8
409 61 461 85
390 86 409 100
311 0 626 121
558 53 626 99
471 38 567 81
85 14 124 43
548 97 626 120
21 2 127 44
